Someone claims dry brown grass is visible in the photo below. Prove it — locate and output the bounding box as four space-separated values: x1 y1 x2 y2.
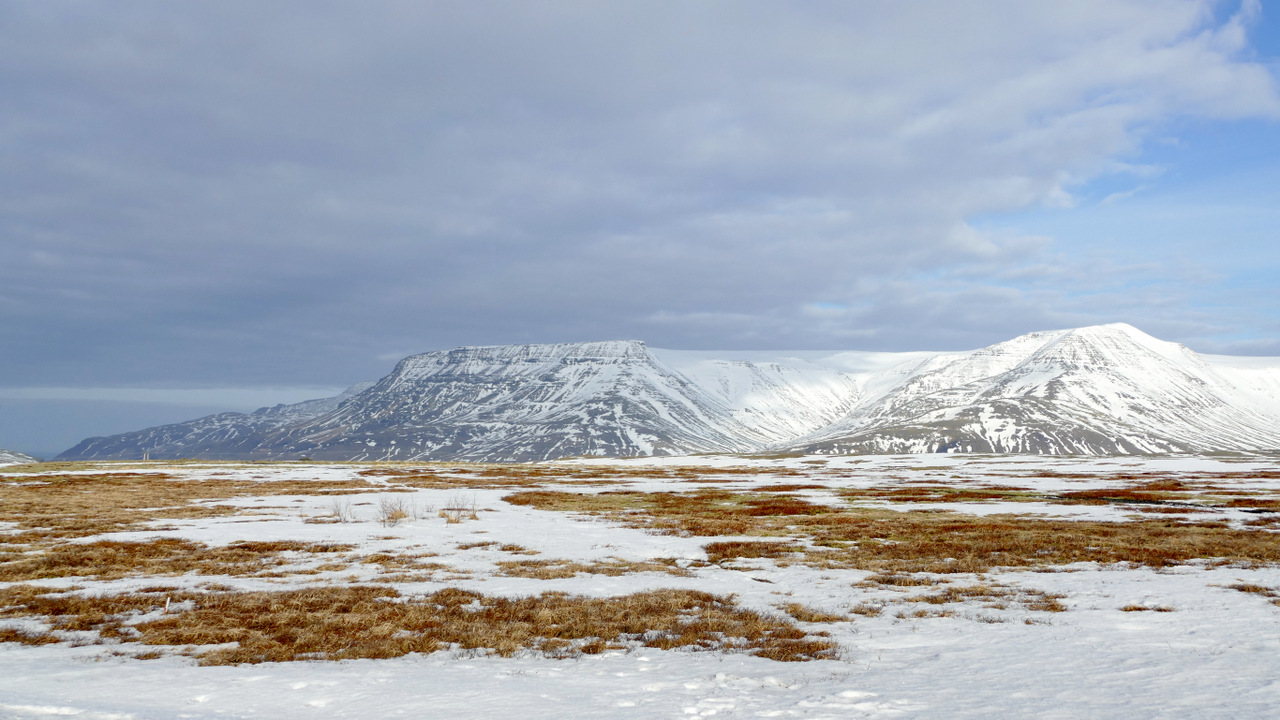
704 541 800 563
840 484 1036 504
357 462 802 489
779 603 847 623
849 602 883 617
495 558 690 579
903 584 1067 612
0 471 407 541
0 585 837 663
857 573 944 587
0 539 353 582
1224 583 1280 606
505 489 1280 574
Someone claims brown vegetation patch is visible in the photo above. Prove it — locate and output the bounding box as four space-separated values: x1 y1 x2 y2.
0 585 836 663
704 541 799 563
0 471 408 541
1225 498 1280 509
742 496 829 516
1224 583 1280 606
857 573 942 587
496 558 691 579
841 484 1035 504
903 584 1066 612
0 538 353 582
359 462 803 489
360 552 447 572
505 488 1280 574
779 603 847 623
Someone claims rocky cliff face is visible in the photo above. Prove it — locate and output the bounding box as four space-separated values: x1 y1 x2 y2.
58 324 1280 461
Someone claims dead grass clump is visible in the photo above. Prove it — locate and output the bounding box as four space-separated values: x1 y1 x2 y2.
1226 582 1279 605
849 602 883 617
0 627 59 645
2 586 836 663
704 541 798 564
780 603 847 623
497 558 689 579
858 573 942 587
360 553 448 576
906 584 1009 604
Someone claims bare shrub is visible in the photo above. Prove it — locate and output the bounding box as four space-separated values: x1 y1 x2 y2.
377 497 412 527
439 493 478 524
329 498 355 523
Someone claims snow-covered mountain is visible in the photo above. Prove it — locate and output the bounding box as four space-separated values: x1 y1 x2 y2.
0 448 38 465
57 324 1280 461
791 324 1280 454
60 382 374 461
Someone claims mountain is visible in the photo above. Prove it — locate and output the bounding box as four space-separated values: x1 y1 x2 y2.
0 448 39 465
57 324 1280 461
60 382 374 461
790 324 1280 454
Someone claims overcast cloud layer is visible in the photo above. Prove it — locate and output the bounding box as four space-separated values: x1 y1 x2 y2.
2 1 1279 455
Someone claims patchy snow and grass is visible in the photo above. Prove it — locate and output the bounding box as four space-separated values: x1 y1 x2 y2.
1 454 1279 718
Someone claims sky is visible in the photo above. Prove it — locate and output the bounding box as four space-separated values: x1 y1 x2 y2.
2 1 1279 457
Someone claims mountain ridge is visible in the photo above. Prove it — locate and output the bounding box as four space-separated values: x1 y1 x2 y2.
58 324 1280 461
0 448 39 465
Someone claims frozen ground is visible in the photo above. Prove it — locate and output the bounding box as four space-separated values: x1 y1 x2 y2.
2 453 1279 718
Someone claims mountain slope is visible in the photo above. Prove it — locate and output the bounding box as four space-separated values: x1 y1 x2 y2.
60 382 374 461
253 341 759 461
0 448 38 465
56 325 1280 461
790 324 1280 454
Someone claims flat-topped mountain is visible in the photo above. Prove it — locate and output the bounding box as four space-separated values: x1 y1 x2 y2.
59 324 1280 461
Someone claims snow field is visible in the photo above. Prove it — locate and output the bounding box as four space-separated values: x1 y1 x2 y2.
1 454 1279 718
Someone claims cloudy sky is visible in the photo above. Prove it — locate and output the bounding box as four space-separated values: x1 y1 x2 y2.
2 1 1279 456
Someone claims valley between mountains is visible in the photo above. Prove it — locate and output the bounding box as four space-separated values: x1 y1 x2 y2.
59 323 1280 462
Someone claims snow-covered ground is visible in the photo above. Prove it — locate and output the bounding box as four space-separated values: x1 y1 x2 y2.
2 454 1279 718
